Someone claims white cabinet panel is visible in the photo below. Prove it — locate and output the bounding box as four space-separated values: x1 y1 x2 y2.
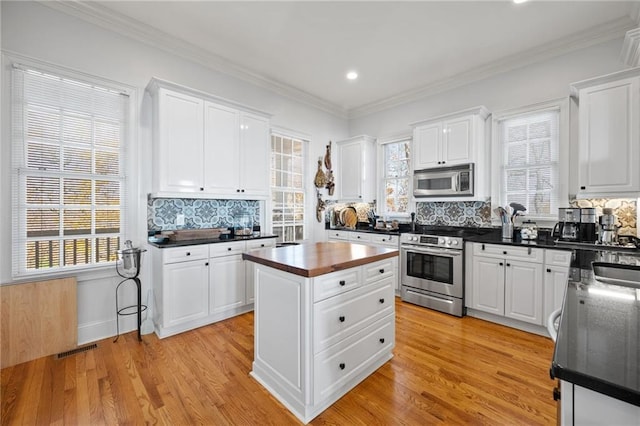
203 102 240 194
574 72 640 197
471 256 505 316
504 260 543 325
413 123 441 169
239 113 270 196
335 135 376 201
442 116 472 165
163 259 209 327
210 255 246 314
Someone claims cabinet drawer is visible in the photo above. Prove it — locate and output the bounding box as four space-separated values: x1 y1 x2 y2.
327 230 350 240
313 268 361 302
349 232 371 243
163 245 209 264
246 238 276 250
363 258 396 284
313 278 394 353
209 241 246 257
472 243 543 263
369 234 399 247
314 314 394 404
545 249 572 267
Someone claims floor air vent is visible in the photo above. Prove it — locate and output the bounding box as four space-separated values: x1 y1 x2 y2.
56 343 98 359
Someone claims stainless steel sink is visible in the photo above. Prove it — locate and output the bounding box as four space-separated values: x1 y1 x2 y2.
592 262 640 288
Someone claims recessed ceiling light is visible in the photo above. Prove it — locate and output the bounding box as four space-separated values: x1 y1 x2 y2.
346 71 358 80
513 0 528 3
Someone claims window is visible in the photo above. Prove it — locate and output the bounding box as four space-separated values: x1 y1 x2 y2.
12 64 129 277
271 134 306 242
381 139 411 216
493 100 567 222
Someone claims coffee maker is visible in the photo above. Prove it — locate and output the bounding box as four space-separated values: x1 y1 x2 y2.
556 207 598 242
557 208 581 241
598 208 618 245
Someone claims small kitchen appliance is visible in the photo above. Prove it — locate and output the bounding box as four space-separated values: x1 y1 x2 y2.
579 207 598 243
557 208 581 241
598 208 618 245
413 163 474 198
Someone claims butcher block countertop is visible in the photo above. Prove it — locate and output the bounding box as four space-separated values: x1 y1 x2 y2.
242 241 399 278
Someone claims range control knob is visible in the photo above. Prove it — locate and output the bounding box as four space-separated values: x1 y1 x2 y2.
411 236 418 241
452 240 459 246
445 239 452 246
439 238 445 244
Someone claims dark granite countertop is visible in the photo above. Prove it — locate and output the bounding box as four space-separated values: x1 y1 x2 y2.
326 227 402 236
551 266 640 407
148 234 277 248
465 231 563 250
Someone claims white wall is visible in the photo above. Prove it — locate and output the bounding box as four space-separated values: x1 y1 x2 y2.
0 1 348 343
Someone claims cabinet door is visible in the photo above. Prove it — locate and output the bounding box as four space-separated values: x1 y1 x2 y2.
413 122 442 169
245 239 276 304
442 116 472 166
504 260 543 325
471 256 505 315
163 260 209 327
239 113 270 196
578 76 640 196
338 140 364 200
203 102 240 195
157 90 204 193
210 255 246 314
543 265 569 321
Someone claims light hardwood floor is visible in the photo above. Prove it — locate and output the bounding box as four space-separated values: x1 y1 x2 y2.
1 298 556 425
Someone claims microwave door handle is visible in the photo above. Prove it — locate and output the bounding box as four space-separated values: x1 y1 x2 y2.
454 173 460 192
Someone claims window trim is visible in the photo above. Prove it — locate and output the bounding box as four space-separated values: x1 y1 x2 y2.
377 133 413 219
490 97 569 228
9 57 136 279
269 128 309 243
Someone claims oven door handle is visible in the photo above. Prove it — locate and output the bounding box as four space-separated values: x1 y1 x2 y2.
401 246 462 257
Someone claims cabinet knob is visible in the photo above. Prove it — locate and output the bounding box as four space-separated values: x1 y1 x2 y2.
241 189 245 193
580 186 586 190
228 247 232 251
261 244 265 247
553 387 561 401
186 252 191 256
339 363 346 370
499 262 504 266
339 316 345 322
205 262 209 266
379 298 385 304
503 251 507 255
200 187 204 191
379 338 385 344
339 280 346 286
357 236 361 239
506 263 511 267
547 268 551 273
237 189 240 192
379 269 385 274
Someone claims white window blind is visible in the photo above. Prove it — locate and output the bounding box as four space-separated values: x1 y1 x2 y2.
11 64 129 277
382 139 411 215
496 108 560 219
271 134 306 242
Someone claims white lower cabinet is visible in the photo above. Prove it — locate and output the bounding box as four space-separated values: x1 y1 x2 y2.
151 237 276 338
560 381 640 425
543 250 572 321
250 257 397 423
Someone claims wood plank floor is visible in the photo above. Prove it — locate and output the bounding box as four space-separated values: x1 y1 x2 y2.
1 298 556 425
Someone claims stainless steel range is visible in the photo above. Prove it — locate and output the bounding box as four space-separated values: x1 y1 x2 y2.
400 232 465 316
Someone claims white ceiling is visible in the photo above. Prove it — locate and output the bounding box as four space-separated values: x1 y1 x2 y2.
55 1 640 117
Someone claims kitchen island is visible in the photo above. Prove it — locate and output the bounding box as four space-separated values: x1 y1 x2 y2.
243 242 398 424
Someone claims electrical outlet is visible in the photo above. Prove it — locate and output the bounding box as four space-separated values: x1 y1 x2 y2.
176 214 185 226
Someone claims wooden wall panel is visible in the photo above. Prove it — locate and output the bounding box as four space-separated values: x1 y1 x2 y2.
1 277 77 368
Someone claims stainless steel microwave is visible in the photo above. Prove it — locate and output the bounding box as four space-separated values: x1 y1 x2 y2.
413 163 474 197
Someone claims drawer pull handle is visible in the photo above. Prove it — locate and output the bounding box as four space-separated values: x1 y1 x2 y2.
339 316 345 322
379 338 385 344
339 280 346 286
186 252 191 256
339 363 345 370
547 268 551 273
379 268 385 274
379 298 385 304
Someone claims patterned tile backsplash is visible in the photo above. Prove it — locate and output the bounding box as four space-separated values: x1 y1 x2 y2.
416 201 492 227
570 198 637 236
148 198 260 232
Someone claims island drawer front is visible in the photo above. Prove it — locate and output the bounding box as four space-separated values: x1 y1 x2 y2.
313 269 361 302
163 245 209 264
363 258 396 284
313 278 394 353
545 249 572 267
209 241 246 257
472 243 544 263
349 232 372 242
369 234 398 246
245 238 276 250
313 314 394 404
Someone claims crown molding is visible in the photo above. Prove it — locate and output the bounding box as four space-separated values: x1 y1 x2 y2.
621 27 640 67
38 0 349 119
348 16 636 119
37 1 637 121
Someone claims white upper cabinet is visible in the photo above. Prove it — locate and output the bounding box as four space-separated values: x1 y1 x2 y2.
147 78 271 198
335 135 376 202
410 106 490 201
411 106 489 170
572 69 640 198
